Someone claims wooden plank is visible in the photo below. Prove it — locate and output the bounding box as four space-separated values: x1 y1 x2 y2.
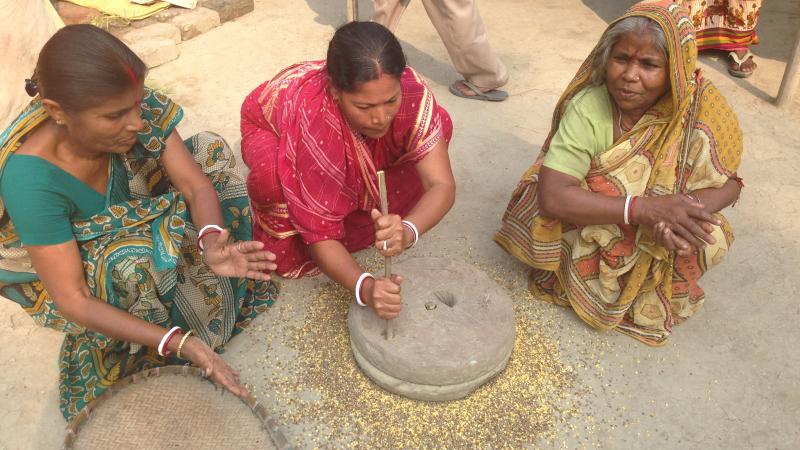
776 29 800 108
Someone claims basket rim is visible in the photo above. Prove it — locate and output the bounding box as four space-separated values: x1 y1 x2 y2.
60 364 292 450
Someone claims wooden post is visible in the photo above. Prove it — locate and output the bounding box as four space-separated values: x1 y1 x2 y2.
377 171 394 340
776 29 800 108
346 0 359 22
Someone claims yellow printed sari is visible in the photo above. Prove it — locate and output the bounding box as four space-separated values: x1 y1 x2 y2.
495 0 743 345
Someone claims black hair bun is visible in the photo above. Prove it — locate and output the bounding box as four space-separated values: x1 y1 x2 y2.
25 78 39 97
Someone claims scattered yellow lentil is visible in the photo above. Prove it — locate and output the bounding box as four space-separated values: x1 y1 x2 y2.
253 257 603 448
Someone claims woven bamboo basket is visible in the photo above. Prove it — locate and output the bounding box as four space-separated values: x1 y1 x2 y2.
61 365 291 450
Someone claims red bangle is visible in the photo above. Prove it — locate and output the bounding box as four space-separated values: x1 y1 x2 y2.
628 196 638 224
197 229 221 252
163 331 182 357
158 326 182 357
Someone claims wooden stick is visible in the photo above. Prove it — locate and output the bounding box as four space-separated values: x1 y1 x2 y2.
777 29 800 108
346 0 359 22
377 170 394 340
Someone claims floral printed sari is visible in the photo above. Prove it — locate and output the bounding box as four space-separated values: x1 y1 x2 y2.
0 89 277 419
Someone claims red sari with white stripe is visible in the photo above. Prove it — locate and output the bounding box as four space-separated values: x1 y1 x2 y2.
240 61 452 278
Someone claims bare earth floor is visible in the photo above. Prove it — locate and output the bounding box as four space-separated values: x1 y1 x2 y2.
1 0 799 448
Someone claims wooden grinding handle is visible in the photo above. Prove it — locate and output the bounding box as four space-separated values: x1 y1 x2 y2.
376 171 395 340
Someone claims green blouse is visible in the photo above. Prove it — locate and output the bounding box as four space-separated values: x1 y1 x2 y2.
0 154 130 246
542 84 614 180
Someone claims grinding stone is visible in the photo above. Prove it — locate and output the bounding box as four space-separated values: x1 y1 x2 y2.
348 257 516 401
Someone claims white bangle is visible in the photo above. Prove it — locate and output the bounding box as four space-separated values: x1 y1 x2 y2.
623 195 632 225
401 220 419 248
355 272 374 307
158 326 182 357
197 224 224 252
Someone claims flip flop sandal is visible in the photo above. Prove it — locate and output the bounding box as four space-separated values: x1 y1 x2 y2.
448 80 508 102
728 50 756 78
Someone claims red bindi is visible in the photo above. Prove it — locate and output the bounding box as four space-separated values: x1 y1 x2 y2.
122 64 138 85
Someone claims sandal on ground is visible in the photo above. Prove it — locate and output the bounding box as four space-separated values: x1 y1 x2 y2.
728 50 756 78
448 80 508 102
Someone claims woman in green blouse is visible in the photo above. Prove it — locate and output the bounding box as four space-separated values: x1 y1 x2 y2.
0 25 278 420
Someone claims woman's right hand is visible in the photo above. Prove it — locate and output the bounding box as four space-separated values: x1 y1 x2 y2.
362 275 403 320
180 336 249 399
635 194 720 250
371 209 406 257
202 229 277 281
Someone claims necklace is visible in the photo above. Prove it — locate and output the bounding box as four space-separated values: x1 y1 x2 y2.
616 106 632 133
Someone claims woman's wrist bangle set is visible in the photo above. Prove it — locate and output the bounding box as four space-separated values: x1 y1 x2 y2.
354 219 420 307
401 220 419 249
355 272 374 307
623 195 639 225
157 326 194 359
197 224 224 253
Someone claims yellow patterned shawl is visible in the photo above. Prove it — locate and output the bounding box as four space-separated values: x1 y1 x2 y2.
495 0 743 345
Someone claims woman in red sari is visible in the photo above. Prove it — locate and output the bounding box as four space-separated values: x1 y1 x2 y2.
241 22 455 319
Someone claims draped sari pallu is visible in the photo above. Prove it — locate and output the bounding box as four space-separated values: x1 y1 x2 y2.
495 0 743 345
0 89 277 419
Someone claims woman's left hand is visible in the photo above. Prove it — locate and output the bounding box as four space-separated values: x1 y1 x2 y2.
652 221 694 257
180 336 249 399
371 209 405 257
203 229 277 281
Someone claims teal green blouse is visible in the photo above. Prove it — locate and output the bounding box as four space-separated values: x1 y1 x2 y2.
0 154 130 246
0 87 183 248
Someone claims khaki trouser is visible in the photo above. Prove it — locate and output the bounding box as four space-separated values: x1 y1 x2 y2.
373 0 509 90
1 0 62 128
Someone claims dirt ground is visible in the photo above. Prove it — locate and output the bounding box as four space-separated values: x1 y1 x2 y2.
1 0 799 448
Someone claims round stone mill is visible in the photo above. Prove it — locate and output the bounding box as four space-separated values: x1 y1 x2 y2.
347 257 516 401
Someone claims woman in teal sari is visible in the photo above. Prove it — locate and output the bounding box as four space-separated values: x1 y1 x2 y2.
0 25 278 420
